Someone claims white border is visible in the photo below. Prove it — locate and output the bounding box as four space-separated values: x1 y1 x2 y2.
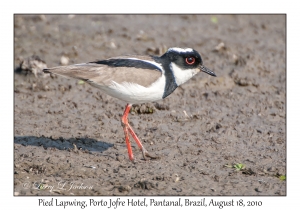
4 1 297 209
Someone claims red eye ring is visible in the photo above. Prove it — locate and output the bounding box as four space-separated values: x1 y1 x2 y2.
186 57 196 65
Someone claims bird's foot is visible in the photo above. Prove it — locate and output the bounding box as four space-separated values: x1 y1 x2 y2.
141 148 159 161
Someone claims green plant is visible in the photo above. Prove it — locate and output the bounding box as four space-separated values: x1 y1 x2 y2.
233 163 245 171
279 175 286 181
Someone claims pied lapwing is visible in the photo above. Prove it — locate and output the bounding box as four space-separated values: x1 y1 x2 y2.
43 47 216 162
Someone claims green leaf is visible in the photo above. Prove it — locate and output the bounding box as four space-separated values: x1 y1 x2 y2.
78 80 85 85
211 16 218 24
279 175 286 181
234 163 245 171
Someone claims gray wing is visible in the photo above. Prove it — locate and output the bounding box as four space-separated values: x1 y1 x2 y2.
43 62 162 88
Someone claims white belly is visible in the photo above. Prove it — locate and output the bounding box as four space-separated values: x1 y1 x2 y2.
93 75 166 104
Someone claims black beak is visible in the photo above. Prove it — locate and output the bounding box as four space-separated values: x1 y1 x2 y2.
200 65 216 77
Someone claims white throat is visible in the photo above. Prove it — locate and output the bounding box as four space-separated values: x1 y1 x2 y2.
169 63 199 86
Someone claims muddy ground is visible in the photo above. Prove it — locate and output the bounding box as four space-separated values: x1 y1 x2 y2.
14 15 286 196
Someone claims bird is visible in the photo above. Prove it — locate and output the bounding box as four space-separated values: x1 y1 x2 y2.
43 47 216 162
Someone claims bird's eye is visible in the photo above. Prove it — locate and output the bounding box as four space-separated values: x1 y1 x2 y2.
185 57 196 65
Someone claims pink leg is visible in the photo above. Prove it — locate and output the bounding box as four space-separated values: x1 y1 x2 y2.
121 104 157 161
127 123 157 160
122 104 134 161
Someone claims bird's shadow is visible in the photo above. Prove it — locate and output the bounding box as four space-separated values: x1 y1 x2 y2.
14 135 114 153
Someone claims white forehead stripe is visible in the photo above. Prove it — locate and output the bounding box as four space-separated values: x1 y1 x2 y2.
167 48 193 53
